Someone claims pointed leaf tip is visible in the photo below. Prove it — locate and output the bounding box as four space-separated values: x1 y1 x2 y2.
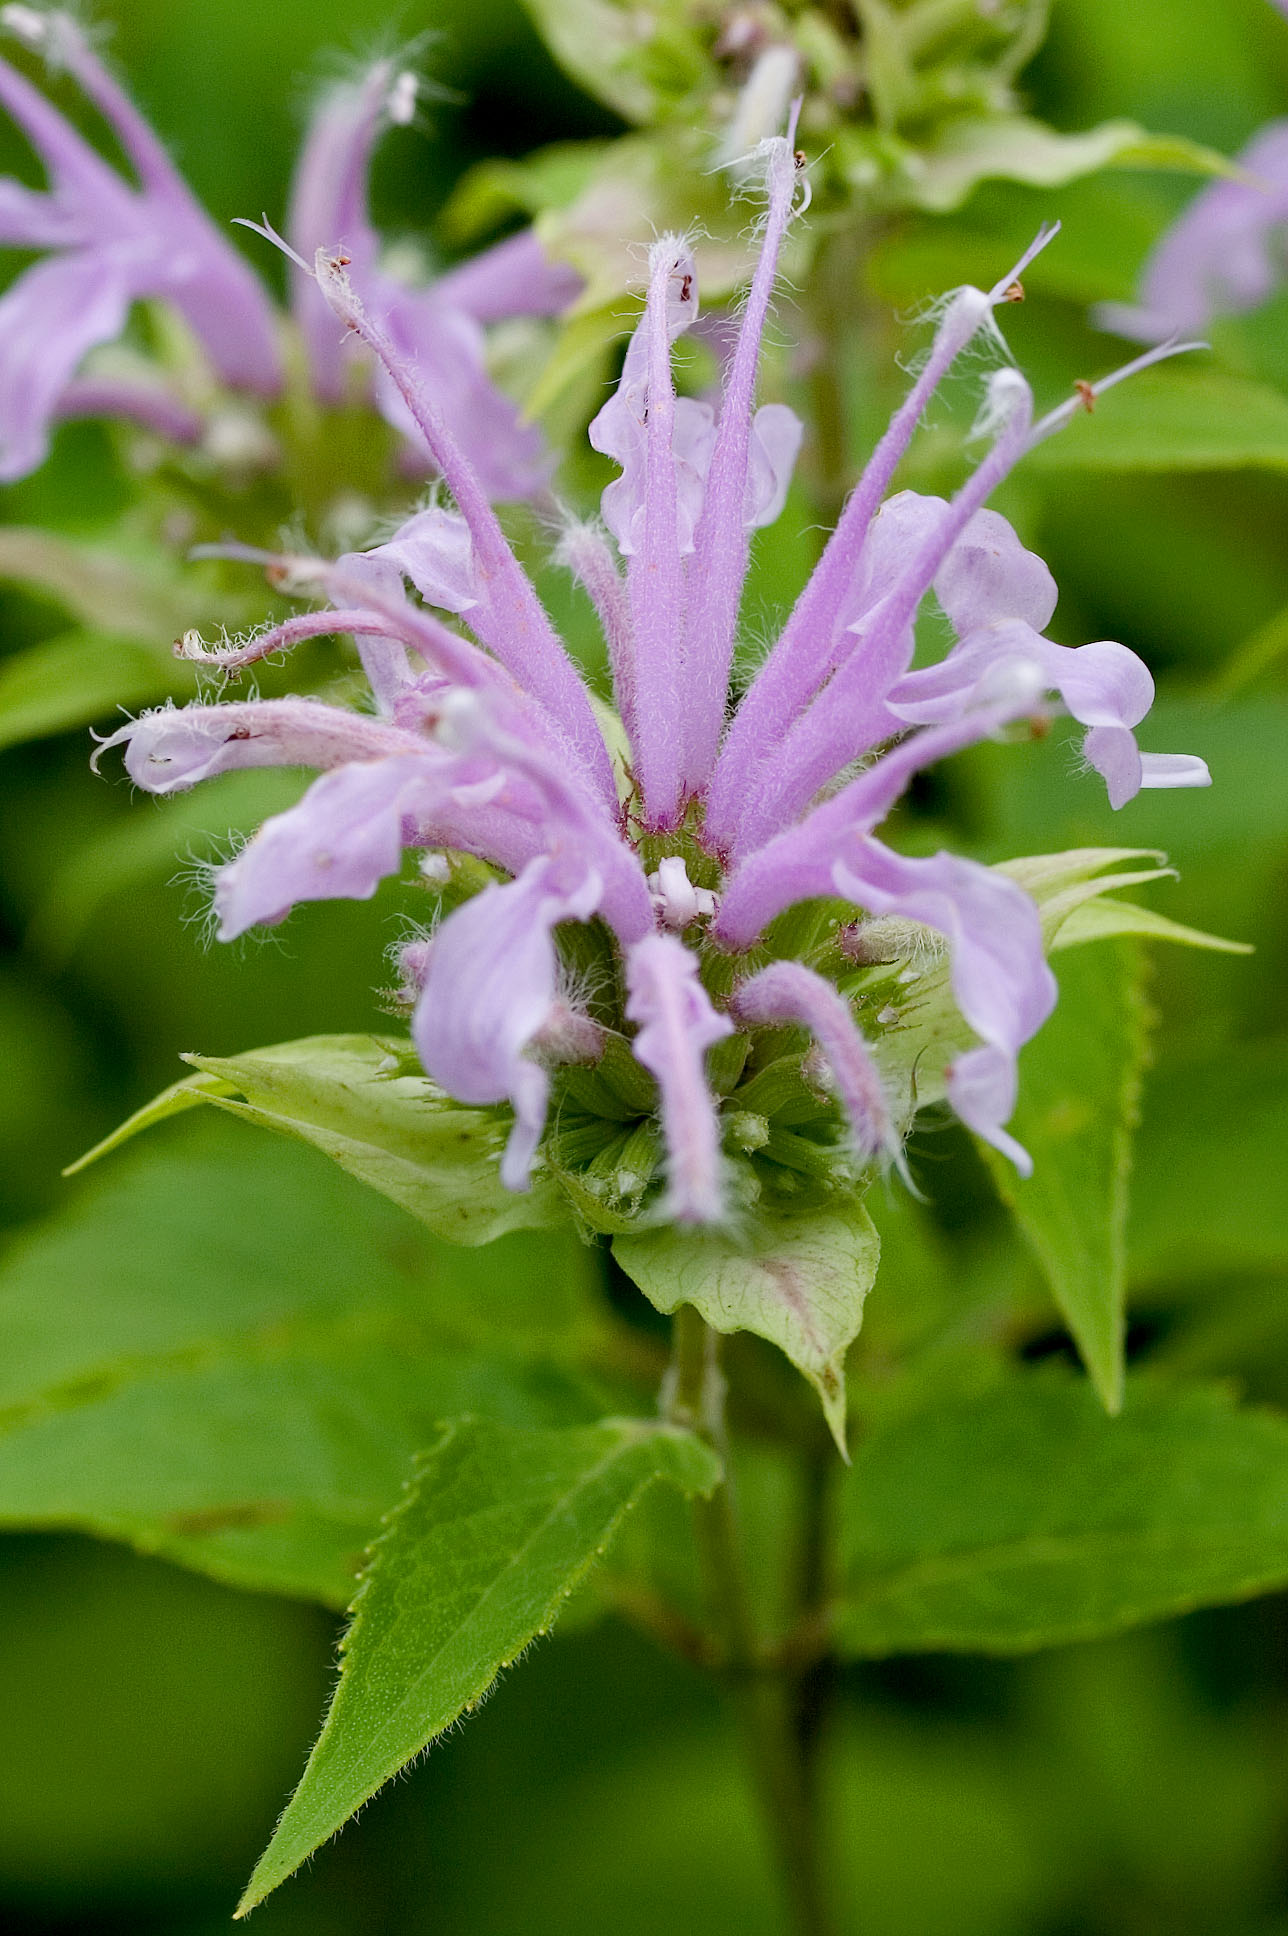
614 1200 878 1450
236 1416 720 1913
977 940 1148 1413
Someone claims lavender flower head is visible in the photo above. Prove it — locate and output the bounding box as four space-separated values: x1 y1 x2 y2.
0 6 574 490
100 128 1209 1226
1098 0 1288 342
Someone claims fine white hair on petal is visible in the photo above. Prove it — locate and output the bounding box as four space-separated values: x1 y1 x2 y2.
413 857 604 1191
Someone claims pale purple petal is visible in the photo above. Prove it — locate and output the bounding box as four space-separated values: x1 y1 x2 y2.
588 238 700 825
889 623 1208 809
307 251 618 812
1097 120 1288 342
343 505 480 614
213 738 578 941
933 508 1057 636
0 174 79 246
588 242 705 560
704 248 1035 848
884 626 1049 726
1080 724 1144 811
25 7 202 204
1083 728 1212 809
286 57 550 492
53 372 203 444
373 287 549 502
720 370 1038 856
97 698 426 793
414 856 603 1189
944 1046 1032 1175
436 689 654 945
713 704 1035 950
1138 751 1212 788
681 135 801 793
711 237 1083 817
433 227 582 322
730 960 893 1161
214 756 435 938
0 24 281 416
0 43 131 212
286 61 391 398
25 14 281 392
158 241 282 397
833 839 1056 1175
625 932 732 1223
744 401 803 530
0 250 130 479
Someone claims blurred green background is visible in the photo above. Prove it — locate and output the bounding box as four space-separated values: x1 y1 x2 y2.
3 0 1288 1930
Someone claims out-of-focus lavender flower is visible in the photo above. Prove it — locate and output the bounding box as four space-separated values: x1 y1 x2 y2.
0 6 574 492
0 3 280 478
99 131 1209 1223
286 54 579 498
1097 3 1288 342
1097 121 1288 343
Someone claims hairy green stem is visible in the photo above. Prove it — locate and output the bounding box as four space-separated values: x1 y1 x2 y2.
664 1309 840 1936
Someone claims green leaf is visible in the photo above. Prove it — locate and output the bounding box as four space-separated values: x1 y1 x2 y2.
514 0 710 124
522 303 623 422
76 1034 567 1245
448 135 793 313
0 524 201 634
1216 597 1288 695
977 941 1150 1413
614 1200 880 1453
0 1117 605 1604
871 849 1239 1139
0 630 187 750
995 846 1184 939
837 1375 1288 1655
237 1415 721 1914
1027 372 1288 475
63 1069 239 1174
907 116 1232 214
1130 1037 1288 1283
1052 896 1252 955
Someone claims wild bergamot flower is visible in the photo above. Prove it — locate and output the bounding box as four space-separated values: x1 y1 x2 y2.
97 125 1209 1224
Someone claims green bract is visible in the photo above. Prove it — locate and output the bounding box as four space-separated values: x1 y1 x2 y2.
75 848 1243 1425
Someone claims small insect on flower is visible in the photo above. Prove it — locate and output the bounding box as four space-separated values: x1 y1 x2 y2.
98 116 1210 1227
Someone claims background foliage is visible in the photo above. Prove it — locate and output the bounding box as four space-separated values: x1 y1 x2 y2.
3 0 1288 1929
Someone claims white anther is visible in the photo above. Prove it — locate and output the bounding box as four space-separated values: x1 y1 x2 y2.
648 856 717 929
1 6 50 49
971 366 1030 442
202 407 277 472
435 688 484 750
388 70 418 125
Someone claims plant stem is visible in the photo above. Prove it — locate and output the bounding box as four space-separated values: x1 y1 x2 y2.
730 1670 841 1936
791 1443 841 1821
664 1309 840 1936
